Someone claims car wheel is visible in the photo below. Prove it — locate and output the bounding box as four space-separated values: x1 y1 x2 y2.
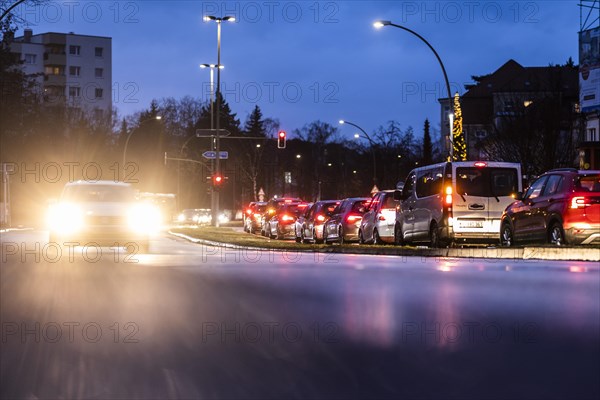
548 221 566 246
358 230 365 244
314 229 323 244
323 229 330 245
268 224 276 239
394 223 404 246
500 222 514 247
429 222 440 248
338 227 345 245
373 229 383 245
295 228 302 243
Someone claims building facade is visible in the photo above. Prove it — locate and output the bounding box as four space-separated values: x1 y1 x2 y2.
8 29 112 120
439 59 580 165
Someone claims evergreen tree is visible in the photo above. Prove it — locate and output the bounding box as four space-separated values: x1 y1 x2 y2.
422 118 432 165
244 105 266 137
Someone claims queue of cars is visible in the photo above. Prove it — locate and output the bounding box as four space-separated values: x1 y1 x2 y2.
246 163 600 247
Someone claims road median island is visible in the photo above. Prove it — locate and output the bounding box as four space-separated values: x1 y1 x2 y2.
168 228 599 261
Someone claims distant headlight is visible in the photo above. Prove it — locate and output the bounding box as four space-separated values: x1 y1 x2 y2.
192 215 200 223
218 213 230 224
177 213 185 222
128 203 162 234
198 214 211 224
47 203 83 235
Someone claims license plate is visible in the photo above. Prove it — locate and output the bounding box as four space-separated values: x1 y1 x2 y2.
459 220 483 228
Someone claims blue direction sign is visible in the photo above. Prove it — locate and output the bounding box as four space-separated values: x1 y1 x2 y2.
202 151 229 160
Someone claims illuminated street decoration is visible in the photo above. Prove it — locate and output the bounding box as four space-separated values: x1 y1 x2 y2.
452 92 467 161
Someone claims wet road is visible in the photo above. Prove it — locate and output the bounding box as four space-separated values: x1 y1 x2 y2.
1 230 599 399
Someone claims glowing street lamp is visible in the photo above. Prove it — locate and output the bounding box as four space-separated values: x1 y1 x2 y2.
374 19 453 159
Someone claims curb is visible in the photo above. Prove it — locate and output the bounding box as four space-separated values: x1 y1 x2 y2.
168 231 600 262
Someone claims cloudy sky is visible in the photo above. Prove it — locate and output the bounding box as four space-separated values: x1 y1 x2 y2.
15 0 580 140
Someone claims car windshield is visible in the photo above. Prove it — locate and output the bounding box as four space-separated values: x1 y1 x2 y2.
456 167 518 197
576 174 600 192
62 185 136 202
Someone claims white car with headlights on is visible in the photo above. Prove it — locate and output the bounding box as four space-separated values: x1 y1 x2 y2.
47 181 161 253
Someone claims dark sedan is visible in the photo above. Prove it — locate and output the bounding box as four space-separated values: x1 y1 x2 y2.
295 200 339 244
323 197 370 244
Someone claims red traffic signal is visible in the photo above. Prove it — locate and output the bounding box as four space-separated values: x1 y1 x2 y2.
213 175 223 185
277 130 286 149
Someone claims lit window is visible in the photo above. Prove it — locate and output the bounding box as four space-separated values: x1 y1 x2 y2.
523 100 533 107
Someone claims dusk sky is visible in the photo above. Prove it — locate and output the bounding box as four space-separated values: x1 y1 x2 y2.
16 0 579 140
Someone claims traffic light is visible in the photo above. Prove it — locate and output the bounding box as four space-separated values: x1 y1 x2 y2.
277 130 286 149
213 175 223 186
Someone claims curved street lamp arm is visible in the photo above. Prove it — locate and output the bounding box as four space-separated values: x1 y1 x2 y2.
0 0 27 22
387 22 452 100
342 120 375 146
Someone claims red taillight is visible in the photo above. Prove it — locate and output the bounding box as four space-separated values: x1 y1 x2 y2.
316 214 325 222
571 196 590 209
378 215 386 221
445 186 453 205
474 162 487 168
281 214 295 222
346 214 362 223
245 208 252 215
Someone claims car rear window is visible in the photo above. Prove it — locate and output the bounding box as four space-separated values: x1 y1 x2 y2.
62 185 135 202
382 193 397 209
351 200 369 213
456 167 518 197
576 174 600 192
281 204 304 216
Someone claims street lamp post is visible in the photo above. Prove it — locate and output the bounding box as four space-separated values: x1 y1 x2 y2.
204 15 235 227
374 20 453 159
339 120 377 185
122 115 162 169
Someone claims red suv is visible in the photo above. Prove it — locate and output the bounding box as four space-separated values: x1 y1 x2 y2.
500 169 600 246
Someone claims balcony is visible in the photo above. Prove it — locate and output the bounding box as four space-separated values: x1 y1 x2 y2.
44 74 66 86
43 53 66 65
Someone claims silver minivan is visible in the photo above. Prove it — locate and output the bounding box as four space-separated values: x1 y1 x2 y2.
394 161 522 246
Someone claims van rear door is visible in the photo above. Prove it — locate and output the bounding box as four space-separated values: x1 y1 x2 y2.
453 163 520 238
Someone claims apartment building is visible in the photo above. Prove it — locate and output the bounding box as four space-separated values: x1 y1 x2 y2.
8 29 112 119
